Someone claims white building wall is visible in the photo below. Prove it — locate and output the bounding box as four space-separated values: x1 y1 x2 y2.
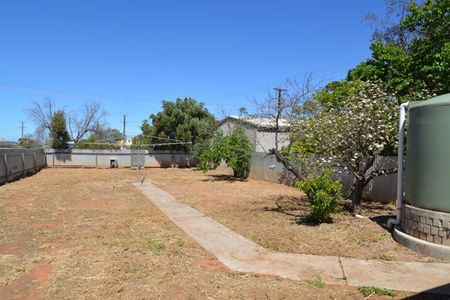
217 119 289 153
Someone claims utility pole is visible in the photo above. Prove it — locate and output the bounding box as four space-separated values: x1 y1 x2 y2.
273 87 287 150
122 114 127 150
20 121 24 140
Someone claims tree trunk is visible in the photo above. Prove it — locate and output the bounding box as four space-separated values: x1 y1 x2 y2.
233 168 248 179
351 179 365 215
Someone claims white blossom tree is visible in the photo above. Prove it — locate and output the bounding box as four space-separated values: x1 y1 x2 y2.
288 80 399 214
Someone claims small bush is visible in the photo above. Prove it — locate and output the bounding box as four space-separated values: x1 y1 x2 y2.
305 276 325 288
223 127 253 178
297 170 342 223
147 241 165 255
358 286 398 297
193 127 253 178
193 132 224 170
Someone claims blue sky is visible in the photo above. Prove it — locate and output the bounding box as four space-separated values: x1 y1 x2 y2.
0 0 385 141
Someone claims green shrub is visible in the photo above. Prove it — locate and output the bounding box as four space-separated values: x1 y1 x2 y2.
305 276 325 288
222 127 253 178
194 127 253 178
193 131 224 171
297 170 342 223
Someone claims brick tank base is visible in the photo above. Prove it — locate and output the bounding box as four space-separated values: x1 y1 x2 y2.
401 204 450 246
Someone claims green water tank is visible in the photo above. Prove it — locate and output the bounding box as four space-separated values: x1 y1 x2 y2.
405 94 450 212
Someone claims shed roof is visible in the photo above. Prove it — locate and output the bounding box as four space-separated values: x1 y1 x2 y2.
218 115 290 129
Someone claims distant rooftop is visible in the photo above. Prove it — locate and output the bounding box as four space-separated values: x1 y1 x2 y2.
220 115 290 129
0 139 18 145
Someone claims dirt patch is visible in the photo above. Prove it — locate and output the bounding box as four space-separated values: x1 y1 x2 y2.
0 244 25 255
1 263 52 299
0 168 416 299
197 258 228 273
29 264 52 283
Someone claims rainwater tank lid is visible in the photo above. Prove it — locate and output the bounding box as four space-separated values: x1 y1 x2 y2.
409 93 450 110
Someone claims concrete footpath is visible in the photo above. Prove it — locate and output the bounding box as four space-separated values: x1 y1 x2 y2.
134 182 450 294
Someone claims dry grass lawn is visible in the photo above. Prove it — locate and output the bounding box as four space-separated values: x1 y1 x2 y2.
142 166 434 263
0 167 433 299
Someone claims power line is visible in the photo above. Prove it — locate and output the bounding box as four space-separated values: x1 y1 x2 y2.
308 56 366 75
138 134 186 143
0 82 156 104
0 57 367 105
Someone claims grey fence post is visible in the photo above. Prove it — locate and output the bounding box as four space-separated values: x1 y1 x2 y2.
33 151 37 171
22 152 26 175
4 154 8 181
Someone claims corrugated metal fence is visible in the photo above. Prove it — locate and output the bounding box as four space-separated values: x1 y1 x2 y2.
0 148 47 185
249 152 398 203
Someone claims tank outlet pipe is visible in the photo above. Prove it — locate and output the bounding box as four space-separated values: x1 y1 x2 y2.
388 102 409 229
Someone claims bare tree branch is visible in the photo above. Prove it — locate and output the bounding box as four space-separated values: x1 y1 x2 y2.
253 74 319 151
68 102 106 144
28 100 107 145
254 73 318 121
268 149 305 180
365 167 399 186
27 99 54 140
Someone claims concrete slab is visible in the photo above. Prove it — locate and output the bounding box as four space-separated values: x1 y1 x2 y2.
134 182 450 294
341 257 450 293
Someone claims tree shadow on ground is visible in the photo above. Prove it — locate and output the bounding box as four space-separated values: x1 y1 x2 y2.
265 195 396 228
341 199 395 232
262 195 331 226
202 174 246 183
369 215 395 232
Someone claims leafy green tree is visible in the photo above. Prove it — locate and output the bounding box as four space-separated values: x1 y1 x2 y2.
318 0 450 106
141 98 216 151
314 80 362 110
349 0 450 101
76 136 121 150
195 127 254 178
50 110 70 149
401 0 450 96
76 127 123 149
91 127 123 143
